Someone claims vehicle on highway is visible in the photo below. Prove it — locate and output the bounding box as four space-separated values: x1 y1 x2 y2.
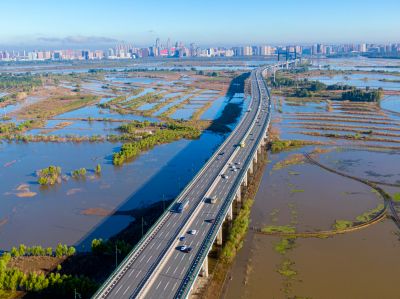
240 141 246 148
219 152 225 155
179 236 185 241
179 245 192 253
221 174 229 179
209 196 218 204
175 199 189 213
206 219 215 223
188 229 197 235
235 162 241 165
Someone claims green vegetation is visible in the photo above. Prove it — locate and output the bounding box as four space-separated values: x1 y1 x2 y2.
355 204 384 222
333 220 353 230
378 78 400 83
122 92 163 110
290 189 305 193
37 165 62 185
326 84 354 90
277 259 297 278
95 164 101 174
113 122 200 166
270 139 310 153
274 238 296 255
0 120 40 135
90 238 131 257
341 88 383 102
262 225 296 234
220 198 254 263
118 120 156 133
71 168 87 178
9 243 75 258
393 193 400 202
19 94 98 119
0 243 96 298
0 74 41 90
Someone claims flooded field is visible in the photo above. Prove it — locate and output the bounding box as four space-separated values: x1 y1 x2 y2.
223 59 400 299
0 61 247 251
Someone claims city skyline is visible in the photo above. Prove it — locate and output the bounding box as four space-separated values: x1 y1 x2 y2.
1 0 399 49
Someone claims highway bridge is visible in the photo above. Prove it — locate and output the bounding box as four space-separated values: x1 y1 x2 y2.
92 61 298 299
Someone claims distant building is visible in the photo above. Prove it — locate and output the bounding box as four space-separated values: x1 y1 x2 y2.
252 46 260 56
243 46 252 56
260 45 274 56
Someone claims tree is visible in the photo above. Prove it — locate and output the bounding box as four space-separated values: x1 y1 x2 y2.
95 164 101 174
46 247 53 256
18 244 27 256
10 247 19 257
55 243 64 258
67 246 76 256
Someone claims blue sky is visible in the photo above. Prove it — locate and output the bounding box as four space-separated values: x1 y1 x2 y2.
1 0 399 48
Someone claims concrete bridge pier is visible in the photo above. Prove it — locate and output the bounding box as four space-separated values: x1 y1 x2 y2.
227 203 233 221
249 161 254 174
216 227 223 245
242 172 248 187
200 257 209 277
235 187 241 203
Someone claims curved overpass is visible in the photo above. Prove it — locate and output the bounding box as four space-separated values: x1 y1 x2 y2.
92 61 297 299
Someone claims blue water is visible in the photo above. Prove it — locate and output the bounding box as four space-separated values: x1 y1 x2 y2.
28 120 122 136
311 73 400 91
137 103 158 111
0 131 224 250
56 103 159 123
201 96 230 120
106 76 165 85
153 94 193 116
381 95 400 113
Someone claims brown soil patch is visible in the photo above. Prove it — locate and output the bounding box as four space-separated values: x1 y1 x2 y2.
15 184 37 198
273 154 305 170
8 256 65 275
66 188 83 196
81 207 112 216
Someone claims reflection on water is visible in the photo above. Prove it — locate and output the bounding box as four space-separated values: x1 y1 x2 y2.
0 132 224 250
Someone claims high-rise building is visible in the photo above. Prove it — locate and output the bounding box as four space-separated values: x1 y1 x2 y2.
260 45 274 56
243 46 252 56
359 43 367 53
252 46 260 56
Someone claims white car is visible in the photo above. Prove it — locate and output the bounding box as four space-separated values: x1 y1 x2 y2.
188 230 197 235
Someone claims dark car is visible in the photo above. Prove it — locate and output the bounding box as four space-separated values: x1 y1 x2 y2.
179 245 192 253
